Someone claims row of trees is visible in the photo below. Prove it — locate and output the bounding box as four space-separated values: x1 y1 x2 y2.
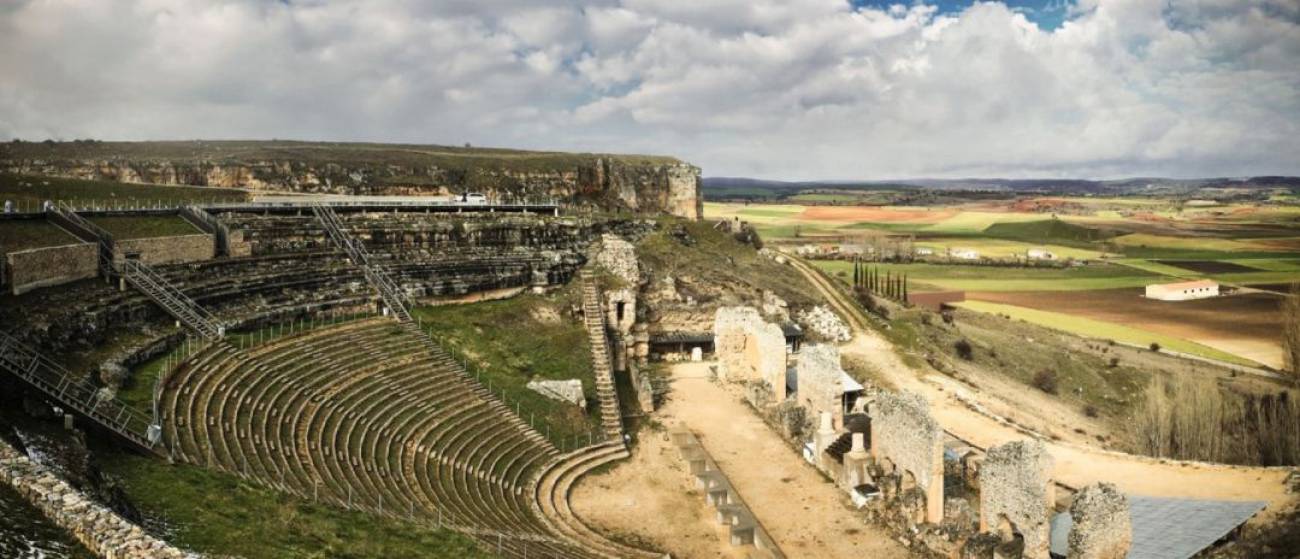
851 258 909 303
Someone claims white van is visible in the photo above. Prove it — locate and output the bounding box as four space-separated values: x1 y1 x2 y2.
462 192 487 204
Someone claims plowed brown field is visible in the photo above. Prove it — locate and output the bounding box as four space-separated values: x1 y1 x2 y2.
969 288 1283 368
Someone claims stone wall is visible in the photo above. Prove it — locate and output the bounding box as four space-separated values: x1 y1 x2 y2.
5 242 98 295
713 306 787 398
795 344 847 430
0 439 192 559
113 234 215 266
1068 483 1131 559
979 439 1055 559
869 391 944 523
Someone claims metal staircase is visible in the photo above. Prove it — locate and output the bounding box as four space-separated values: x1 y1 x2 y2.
580 271 624 440
311 204 413 322
0 331 161 455
120 259 225 340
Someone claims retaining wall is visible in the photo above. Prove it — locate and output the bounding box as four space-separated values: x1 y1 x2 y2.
5 242 99 295
113 234 215 266
0 439 193 558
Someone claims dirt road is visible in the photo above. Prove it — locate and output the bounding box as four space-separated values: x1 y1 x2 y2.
571 362 909 558
783 254 1296 518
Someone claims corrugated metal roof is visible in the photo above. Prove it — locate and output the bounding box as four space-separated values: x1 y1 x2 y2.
1049 495 1265 559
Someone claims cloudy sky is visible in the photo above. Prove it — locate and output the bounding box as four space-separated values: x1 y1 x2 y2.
1 0 1297 180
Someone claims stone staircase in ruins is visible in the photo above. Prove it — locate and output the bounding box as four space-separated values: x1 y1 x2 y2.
580 271 624 441
529 269 667 558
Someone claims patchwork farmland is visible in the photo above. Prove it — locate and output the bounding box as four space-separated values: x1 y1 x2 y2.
707 198 1300 368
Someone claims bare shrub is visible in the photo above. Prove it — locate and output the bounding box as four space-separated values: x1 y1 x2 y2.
954 339 973 360
1032 369 1058 394
1284 282 1300 386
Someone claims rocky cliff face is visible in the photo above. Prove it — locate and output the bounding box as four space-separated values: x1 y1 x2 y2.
0 141 702 219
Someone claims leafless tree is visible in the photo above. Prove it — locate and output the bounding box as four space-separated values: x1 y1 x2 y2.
1284 282 1300 386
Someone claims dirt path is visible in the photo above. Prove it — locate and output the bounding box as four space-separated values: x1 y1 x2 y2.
783 254 1296 519
570 361 910 559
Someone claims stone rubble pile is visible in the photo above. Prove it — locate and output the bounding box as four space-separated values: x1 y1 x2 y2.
797 305 851 342
526 379 588 409
0 439 196 559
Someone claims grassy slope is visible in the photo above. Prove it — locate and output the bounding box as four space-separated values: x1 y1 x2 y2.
91 215 201 239
955 300 1256 366
97 449 489 559
0 172 248 207
410 288 601 449
937 308 1150 416
638 217 822 308
0 219 81 253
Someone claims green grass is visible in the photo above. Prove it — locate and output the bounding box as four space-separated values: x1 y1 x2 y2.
410 290 601 449
955 300 1257 366
813 260 1165 292
91 215 200 239
640 217 823 307
924 211 1044 234
0 172 248 208
0 218 81 253
983 218 1117 246
96 449 489 559
1112 259 1201 277
1226 258 1300 272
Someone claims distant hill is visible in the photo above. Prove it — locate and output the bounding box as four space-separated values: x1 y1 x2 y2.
984 219 1117 246
703 175 1300 200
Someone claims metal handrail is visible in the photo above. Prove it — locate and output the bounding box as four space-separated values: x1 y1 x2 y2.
0 331 159 453
312 204 413 322
119 259 224 339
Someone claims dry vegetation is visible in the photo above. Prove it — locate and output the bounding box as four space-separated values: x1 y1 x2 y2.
1132 375 1300 466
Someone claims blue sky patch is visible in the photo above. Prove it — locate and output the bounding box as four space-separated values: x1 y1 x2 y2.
851 0 1075 29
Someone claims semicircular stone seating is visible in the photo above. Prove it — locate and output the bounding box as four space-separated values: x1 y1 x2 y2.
159 318 619 559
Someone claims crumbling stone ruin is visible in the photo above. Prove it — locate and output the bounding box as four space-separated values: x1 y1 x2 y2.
979 439 1055 559
712 306 787 399
527 379 587 409
1068 483 1131 559
795 344 851 430
870 391 945 524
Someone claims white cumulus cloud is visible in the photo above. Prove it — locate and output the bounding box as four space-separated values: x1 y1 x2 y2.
0 0 1296 179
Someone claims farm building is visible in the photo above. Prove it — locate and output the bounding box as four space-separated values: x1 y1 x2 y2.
951 248 980 260
1145 279 1220 301
1027 248 1056 260
915 247 934 256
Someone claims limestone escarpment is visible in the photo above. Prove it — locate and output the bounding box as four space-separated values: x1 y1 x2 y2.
0 141 703 219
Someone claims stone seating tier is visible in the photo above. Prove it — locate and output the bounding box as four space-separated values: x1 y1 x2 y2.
161 319 599 558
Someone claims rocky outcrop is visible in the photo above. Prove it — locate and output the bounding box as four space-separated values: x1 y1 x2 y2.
0 141 703 219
